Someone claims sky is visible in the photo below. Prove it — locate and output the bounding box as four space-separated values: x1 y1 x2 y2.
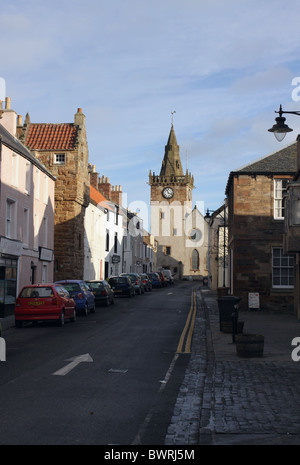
2 0 300 230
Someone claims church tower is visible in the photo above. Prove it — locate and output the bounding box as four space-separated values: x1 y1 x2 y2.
149 124 194 207
149 123 208 280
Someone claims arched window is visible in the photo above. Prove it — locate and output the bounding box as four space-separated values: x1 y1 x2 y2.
191 249 199 270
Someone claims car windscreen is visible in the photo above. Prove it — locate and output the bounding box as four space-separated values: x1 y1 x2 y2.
59 283 81 292
88 282 104 290
109 277 128 284
19 287 54 298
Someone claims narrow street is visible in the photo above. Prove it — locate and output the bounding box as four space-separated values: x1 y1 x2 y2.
0 281 196 445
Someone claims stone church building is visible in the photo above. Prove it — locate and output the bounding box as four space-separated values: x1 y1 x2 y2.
149 124 208 280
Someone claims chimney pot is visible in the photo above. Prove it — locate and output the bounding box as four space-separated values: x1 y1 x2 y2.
17 115 22 126
77 108 82 113
5 97 11 110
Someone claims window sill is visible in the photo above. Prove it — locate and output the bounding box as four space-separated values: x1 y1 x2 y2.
271 288 294 293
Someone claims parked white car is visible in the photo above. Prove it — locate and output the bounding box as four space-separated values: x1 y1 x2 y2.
161 269 174 285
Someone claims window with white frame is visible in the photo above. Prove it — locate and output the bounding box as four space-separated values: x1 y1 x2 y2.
43 175 49 204
6 199 16 238
34 213 39 249
42 216 48 248
35 168 40 200
11 153 19 187
22 207 29 246
54 154 65 164
25 162 31 194
274 179 288 219
272 247 294 288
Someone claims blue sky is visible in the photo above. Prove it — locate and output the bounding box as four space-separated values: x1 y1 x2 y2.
2 0 300 229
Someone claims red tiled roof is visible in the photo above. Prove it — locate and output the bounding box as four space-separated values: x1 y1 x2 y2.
25 123 78 150
90 185 114 211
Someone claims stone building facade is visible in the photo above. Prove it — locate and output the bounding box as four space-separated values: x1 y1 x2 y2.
225 143 297 312
19 108 90 280
0 98 55 317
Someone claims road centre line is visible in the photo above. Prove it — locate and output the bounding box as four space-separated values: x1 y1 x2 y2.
159 353 179 392
132 352 180 445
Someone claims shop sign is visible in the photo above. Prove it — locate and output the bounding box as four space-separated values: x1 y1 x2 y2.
0 238 23 257
39 247 54 262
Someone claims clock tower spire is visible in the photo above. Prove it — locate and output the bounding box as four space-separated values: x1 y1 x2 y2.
149 123 194 204
149 122 200 280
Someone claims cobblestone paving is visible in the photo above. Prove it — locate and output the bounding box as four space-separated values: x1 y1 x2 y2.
165 287 300 445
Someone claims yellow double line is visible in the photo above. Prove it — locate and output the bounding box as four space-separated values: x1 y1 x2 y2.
176 288 197 354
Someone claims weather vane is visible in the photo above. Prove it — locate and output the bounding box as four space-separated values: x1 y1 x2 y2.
171 110 176 125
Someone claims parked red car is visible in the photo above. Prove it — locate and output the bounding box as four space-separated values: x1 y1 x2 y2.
15 284 76 328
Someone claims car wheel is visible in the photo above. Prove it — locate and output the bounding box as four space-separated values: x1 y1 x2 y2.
58 311 65 327
111 297 115 305
15 320 23 328
71 309 76 322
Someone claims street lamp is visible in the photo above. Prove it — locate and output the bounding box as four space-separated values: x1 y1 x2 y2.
268 104 300 142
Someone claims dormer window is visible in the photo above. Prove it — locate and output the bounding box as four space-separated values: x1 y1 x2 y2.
54 154 65 164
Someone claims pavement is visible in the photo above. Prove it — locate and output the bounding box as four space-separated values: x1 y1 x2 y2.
165 286 300 446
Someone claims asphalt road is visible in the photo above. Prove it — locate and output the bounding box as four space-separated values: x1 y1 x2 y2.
0 281 195 445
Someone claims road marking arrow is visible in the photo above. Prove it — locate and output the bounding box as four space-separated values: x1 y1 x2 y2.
52 353 93 376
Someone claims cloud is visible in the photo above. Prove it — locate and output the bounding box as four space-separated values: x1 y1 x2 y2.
2 0 300 219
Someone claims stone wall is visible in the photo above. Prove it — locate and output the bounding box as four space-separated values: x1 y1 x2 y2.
230 175 294 312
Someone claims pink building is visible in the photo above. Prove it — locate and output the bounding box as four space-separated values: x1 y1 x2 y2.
0 98 55 318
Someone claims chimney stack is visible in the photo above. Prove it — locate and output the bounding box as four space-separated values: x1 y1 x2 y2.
97 175 111 199
1 97 17 136
74 107 85 128
5 97 11 109
111 185 123 206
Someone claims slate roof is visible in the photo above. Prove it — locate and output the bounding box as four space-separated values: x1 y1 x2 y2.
0 123 55 180
25 123 79 150
225 142 297 195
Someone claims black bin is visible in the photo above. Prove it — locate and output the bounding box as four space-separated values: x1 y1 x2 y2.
217 296 241 331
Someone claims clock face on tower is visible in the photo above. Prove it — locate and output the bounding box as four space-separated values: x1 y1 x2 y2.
162 187 174 199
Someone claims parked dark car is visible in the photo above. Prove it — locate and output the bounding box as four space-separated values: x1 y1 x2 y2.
147 272 162 288
108 276 135 297
120 273 144 295
140 273 152 291
86 280 115 306
55 280 95 315
15 284 76 327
